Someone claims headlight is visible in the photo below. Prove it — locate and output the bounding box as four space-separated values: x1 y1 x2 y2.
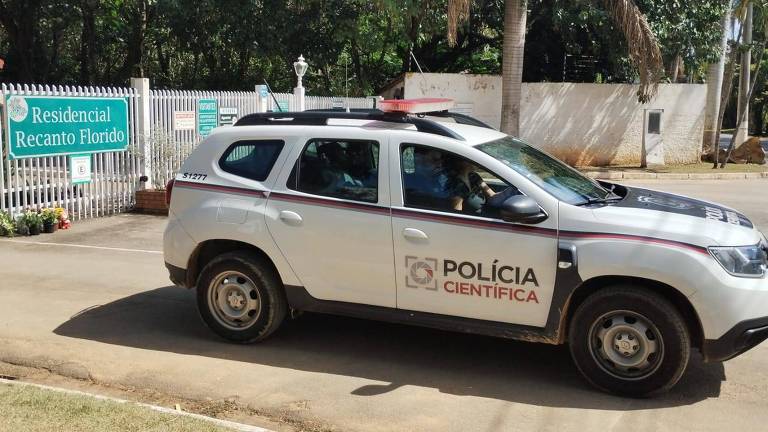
709 244 767 278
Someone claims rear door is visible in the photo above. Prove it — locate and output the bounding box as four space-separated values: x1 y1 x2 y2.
266 132 396 307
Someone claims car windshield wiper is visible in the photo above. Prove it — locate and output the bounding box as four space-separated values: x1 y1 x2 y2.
576 195 623 206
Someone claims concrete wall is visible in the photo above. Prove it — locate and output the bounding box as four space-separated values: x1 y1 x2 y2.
387 73 706 166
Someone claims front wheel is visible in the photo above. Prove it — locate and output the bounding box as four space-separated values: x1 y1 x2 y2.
569 285 690 397
196 252 287 343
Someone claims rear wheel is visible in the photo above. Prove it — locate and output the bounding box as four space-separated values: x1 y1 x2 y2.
569 285 690 397
196 252 287 343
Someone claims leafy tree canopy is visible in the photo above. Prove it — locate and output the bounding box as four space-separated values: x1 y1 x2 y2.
0 0 730 95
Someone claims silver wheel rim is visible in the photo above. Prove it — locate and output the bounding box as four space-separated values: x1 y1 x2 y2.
588 310 664 380
207 271 262 331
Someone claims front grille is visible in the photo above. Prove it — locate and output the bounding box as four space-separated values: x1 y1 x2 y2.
761 239 768 266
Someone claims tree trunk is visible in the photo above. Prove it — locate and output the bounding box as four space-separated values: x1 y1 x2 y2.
119 0 149 81
722 40 765 168
669 54 682 83
702 4 732 156
0 0 43 82
500 0 527 136
714 14 743 168
79 0 97 84
735 3 753 146
752 101 764 136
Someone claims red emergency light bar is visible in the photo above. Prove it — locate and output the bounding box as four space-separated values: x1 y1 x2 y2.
379 98 455 114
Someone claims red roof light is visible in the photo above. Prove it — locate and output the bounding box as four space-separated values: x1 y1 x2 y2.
379 98 454 114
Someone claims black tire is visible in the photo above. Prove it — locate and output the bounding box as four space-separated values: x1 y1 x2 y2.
568 285 690 397
196 251 287 343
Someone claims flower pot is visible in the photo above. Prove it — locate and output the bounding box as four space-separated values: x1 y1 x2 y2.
16 225 29 236
29 223 42 236
43 221 58 234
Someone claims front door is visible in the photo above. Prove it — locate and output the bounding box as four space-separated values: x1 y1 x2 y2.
391 143 558 326
266 135 396 307
642 109 664 166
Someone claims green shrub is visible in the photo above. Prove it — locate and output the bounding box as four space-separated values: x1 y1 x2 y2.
0 212 15 237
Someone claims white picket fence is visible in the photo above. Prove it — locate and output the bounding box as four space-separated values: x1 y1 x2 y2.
268 93 376 112
0 83 141 220
1 82 377 221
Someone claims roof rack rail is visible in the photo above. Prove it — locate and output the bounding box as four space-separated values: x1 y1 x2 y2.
233 111 465 141
305 108 496 130
420 110 496 130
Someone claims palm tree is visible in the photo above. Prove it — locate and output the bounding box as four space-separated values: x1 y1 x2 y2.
500 1 526 136
702 3 733 156
447 0 664 136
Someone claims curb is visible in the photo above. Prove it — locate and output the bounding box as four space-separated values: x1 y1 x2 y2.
0 378 272 432
582 171 768 180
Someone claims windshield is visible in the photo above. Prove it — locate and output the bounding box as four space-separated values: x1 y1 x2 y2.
476 136 613 205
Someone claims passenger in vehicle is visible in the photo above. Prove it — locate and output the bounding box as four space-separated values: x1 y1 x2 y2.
446 157 496 214
317 143 357 189
347 144 378 187
405 148 450 208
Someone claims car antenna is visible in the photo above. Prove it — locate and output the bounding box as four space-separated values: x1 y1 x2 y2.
263 79 282 111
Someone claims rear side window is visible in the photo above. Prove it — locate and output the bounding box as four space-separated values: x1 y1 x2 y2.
219 140 284 181
288 139 379 203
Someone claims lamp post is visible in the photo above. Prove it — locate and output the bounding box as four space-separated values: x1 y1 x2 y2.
293 55 308 112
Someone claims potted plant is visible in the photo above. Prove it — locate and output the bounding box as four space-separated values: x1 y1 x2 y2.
20 210 43 236
41 208 58 233
0 211 15 237
14 216 29 236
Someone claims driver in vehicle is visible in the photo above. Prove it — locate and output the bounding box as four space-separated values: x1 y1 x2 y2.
446 157 496 215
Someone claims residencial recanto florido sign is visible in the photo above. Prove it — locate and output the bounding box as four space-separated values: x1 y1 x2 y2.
3 95 130 159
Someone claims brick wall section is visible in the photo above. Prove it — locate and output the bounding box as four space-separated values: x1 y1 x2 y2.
134 190 168 215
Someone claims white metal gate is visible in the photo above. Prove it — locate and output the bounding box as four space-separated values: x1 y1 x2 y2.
0 83 141 220
149 90 260 187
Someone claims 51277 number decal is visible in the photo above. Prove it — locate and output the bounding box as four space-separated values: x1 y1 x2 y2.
181 172 207 181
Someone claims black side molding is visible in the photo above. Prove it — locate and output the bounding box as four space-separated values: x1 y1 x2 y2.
284 285 553 343
701 316 768 362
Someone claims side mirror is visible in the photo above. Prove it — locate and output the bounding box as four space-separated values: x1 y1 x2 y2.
498 195 547 224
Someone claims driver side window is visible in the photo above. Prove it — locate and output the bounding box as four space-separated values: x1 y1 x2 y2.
400 144 518 218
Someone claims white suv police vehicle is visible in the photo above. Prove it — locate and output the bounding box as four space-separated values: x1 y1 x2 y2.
163 99 768 396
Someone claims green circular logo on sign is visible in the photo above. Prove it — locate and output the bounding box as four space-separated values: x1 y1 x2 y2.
8 96 28 122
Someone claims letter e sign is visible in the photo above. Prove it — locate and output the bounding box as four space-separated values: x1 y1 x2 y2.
70 154 92 184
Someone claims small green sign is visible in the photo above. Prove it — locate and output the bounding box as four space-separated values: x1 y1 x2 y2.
272 101 289 112
3 95 129 159
197 98 218 137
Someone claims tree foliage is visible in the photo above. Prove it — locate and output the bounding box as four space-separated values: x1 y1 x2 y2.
0 0 730 95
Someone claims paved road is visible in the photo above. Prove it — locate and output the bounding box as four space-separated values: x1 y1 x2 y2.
1 180 767 432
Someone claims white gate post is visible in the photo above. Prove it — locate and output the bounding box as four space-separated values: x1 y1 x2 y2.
292 85 305 112
131 77 153 189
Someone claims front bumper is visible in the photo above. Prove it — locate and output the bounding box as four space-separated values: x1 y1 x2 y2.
702 316 768 362
165 262 189 288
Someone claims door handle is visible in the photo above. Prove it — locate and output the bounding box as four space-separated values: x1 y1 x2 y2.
403 228 429 240
279 210 303 226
